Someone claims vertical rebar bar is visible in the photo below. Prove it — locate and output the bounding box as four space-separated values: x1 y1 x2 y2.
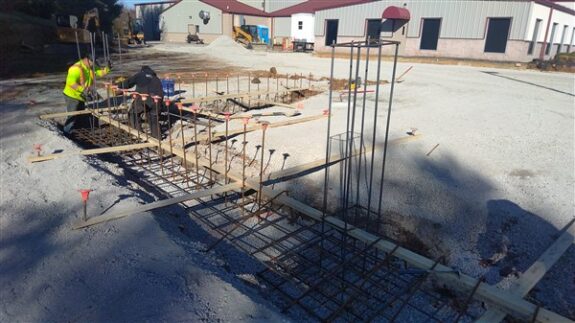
341 42 362 300
366 40 384 231
207 118 213 185
177 103 190 187
241 118 249 218
192 107 200 187
376 43 400 232
354 38 371 225
224 112 230 204
341 43 355 213
192 74 195 98
165 99 176 179
321 40 336 272
74 31 81 60
258 123 268 205
155 97 164 176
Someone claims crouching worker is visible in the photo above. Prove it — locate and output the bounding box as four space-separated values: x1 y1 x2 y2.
116 66 164 139
62 54 110 134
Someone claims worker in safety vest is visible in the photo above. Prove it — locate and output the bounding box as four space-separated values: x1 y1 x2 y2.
62 54 110 134
115 66 164 139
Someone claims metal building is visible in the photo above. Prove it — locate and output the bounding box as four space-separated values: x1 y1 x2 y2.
309 0 574 61
135 1 178 41
160 0 270 43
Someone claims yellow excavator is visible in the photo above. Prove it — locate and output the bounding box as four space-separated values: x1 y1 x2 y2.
127 16 145 45
55 8 100 44
233 25 269 48
233 26 253 45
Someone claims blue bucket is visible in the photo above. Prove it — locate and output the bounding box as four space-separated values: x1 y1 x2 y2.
161 78 175 97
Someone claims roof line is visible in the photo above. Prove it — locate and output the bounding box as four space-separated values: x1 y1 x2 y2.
534 0 575 15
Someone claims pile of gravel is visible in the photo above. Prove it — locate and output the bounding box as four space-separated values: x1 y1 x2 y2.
206 35 249 53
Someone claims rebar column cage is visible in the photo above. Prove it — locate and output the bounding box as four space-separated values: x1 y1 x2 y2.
256 39 482 322
322 39 400 236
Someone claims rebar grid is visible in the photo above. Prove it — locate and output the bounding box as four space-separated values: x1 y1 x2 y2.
62 57 490 323
73 125 483 323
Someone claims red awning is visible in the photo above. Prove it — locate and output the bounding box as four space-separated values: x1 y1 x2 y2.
382 6 410 20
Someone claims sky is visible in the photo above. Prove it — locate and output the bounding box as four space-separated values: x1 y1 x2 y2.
119 0 164 8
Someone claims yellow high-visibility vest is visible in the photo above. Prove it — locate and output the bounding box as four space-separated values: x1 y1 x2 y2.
63 60 109 101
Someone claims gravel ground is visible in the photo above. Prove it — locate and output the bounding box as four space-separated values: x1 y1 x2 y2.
1 42 573 320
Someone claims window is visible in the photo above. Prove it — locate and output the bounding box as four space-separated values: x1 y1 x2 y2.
325 20 338 46
366 19 381 43
528 19 542 55
484 18 511 53
298 21 303 30
546 23 558 55
558 25 568 54
420 18 441 50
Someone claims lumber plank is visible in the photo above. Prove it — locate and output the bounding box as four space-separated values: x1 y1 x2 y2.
27 143 157 163
91 112 571 323
39 105 128 120
74 182 241 229
476 218 575 323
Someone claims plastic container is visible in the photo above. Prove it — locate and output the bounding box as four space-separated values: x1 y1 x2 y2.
161 78 175 97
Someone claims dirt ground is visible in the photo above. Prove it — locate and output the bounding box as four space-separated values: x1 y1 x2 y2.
1 43 574 321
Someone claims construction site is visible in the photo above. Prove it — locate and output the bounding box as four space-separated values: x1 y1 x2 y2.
1 2 575 322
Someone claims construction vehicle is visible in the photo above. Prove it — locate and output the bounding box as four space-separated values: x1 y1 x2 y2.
114 10 145 45
54 8 100 44
127 16 145 44
233 25 269 47
82 8 101 34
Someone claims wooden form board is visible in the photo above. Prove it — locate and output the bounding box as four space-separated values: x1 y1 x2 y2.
180 87 310 104
74 182 241 229
476 219 575 322
39 106 128 120
28 143 156 163
90 112 571 323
